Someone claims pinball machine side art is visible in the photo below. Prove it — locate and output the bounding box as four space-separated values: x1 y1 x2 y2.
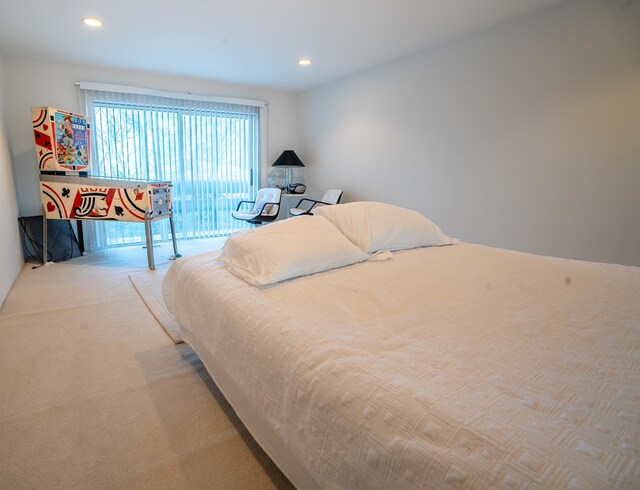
41 183 146 222
40 181 171 222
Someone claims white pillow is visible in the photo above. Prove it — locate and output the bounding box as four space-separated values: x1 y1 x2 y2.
220 215 369 286
313 201 458 253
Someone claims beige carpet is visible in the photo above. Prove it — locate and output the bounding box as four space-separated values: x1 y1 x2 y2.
0 245 293 489
129 267 183 344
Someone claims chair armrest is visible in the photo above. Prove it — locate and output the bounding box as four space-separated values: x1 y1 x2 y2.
295 198 335 212
235 200 255 211
309 200 334 207
293 198 318 211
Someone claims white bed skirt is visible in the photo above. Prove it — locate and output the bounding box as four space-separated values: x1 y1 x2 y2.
181 325 321 489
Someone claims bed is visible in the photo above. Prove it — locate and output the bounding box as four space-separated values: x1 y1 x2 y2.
162 202 640 489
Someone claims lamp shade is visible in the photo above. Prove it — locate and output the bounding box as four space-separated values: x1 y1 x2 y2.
272 150 305 168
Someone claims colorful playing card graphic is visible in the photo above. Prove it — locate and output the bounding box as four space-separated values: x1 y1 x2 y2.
53 111 89 171
70 188 116 219
31 107 90 172
41 182 69 219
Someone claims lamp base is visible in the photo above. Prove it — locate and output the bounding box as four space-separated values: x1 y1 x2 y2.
284 167 292 190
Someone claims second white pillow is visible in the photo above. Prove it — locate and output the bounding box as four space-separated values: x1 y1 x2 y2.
313 201 458 253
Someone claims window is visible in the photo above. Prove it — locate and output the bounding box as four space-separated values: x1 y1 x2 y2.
80 84 266 250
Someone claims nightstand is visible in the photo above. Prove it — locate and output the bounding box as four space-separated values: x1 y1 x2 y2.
281 193 307 219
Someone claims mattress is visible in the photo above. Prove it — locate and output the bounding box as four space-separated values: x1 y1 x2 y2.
162 243 640 489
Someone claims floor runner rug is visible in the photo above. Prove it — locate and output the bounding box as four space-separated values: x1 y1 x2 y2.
129 268 183 344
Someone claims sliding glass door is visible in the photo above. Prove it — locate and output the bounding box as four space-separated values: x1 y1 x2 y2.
81 87 262 250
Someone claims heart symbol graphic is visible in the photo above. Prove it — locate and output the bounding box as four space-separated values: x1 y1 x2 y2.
43 124 48 131
46 202 55 213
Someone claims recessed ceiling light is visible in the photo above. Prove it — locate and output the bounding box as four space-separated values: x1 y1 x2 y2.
297 58 313 66
82 17 104 28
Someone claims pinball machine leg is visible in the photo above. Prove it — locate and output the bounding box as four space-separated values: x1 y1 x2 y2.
169 215 181 259
144 216 155 270
42 205 47 266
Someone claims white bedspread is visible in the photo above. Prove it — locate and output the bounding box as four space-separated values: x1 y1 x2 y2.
163 243 640 489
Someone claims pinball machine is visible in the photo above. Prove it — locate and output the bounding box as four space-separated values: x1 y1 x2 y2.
32 107 179 270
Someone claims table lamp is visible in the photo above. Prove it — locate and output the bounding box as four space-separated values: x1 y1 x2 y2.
272 150 305 192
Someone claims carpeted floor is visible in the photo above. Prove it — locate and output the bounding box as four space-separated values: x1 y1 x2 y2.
0 239 294 489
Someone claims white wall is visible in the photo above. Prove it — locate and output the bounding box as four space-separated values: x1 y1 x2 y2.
5 57 299 217
0 54 24 306
299 0 640 266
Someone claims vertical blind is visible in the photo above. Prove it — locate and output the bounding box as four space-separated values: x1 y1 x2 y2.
79 84 265 250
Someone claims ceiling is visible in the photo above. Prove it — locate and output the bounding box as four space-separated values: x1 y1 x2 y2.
0 0 566 93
